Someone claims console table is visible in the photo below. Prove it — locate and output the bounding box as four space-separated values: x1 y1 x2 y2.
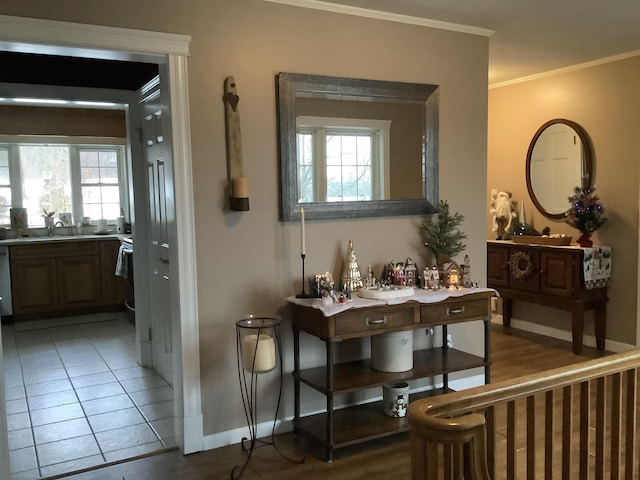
287 288 494 461
487 241 610 355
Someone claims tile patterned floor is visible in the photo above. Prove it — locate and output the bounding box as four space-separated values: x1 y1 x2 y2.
2 314 175 479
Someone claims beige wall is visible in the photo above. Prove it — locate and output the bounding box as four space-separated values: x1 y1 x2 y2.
0 1 489 439
0 105 126 137
488 56 640 345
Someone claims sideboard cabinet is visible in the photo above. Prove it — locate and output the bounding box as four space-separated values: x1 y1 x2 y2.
289 290 493 461
487 241 608 355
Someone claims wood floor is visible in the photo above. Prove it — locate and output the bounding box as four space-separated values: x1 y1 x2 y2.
54 324 610 480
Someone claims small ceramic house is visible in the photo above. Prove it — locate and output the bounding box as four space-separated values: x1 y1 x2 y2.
404 258 417 287
444 260 463 288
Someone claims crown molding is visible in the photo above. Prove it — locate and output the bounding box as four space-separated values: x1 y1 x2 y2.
264 0 494 37
490 49 640 89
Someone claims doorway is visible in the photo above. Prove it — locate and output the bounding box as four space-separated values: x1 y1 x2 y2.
0 15 202 479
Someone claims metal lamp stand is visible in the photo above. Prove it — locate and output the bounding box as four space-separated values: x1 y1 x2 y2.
231 315 303 479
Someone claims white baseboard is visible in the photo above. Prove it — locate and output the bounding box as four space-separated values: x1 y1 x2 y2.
448 374 486 390
183 413 204 454
203 417 293 451
491 314 636 353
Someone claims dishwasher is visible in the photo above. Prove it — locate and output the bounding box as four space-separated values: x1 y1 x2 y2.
0 246 12 322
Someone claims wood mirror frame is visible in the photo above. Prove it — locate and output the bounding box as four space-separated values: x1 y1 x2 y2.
276 72 440 221
525 118 593 220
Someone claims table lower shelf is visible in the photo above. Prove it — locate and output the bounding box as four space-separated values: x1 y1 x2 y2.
297 347 488 394
295 388 448 450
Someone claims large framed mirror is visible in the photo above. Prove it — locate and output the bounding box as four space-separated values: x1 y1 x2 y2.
276 72 440 221
525 118 593 219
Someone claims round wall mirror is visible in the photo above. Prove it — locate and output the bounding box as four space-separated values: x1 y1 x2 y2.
525 118 593 219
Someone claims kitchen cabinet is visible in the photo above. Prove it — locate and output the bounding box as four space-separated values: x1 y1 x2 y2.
487 241 608 355
57 254 101 310
289 290 493 461
11 257 59 314
10 238 125 319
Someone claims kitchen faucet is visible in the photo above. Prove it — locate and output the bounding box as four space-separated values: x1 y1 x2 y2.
49 221 64 236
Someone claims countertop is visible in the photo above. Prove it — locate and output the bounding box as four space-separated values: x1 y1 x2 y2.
0 233 129 245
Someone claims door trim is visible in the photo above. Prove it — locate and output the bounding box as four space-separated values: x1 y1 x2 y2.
0 14 189 58
166 53 204 453
0 15 203 463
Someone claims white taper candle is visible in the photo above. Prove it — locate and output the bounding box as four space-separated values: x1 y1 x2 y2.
301 207 306 255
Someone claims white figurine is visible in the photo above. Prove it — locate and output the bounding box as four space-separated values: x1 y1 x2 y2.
422 266 439 290
463 254 473 288
365 265 376 288
422 267 431 290
490 190 517 239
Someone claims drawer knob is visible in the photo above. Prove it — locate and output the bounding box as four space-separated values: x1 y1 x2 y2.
365 316 388 326
446 307 465 315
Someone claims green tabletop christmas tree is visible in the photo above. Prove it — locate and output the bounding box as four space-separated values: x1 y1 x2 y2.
418 200 467 269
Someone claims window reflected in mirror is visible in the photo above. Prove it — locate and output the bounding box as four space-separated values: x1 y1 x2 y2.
296 116 391 202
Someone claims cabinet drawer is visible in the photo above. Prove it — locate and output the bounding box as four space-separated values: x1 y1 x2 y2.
420 298 489 326
335 307 414 335
11 241 99 259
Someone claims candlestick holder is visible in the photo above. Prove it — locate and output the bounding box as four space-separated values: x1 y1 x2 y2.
232 315 303 479
295 253 314 298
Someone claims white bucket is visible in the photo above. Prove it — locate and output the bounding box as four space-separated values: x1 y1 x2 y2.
383 382 409 417
371 330 413 372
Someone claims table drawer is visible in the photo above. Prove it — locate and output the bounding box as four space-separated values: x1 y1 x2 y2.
420 298 489 326
335 307 414 335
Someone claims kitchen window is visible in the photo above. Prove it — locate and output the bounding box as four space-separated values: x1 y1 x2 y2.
0 139 127 227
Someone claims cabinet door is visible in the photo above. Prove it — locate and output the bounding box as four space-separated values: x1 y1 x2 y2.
540 250 576 297
100 240 125 306
57 256 101 310
11 258 58 315
487 244 509 288
506 247 540 293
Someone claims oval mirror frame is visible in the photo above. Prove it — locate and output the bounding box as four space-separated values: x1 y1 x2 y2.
276 72 440 222
525 118 593 220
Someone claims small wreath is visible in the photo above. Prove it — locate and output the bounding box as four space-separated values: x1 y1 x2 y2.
508 251 533 280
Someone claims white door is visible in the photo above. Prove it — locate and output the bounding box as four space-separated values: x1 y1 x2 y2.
139 78 174 385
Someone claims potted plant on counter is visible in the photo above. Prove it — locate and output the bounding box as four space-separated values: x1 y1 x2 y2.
42 208 55 229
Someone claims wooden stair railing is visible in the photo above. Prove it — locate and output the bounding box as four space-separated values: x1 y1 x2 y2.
408 349 640 479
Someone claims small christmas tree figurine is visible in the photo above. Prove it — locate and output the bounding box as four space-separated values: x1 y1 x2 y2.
341 239 363 293
418 200 467 268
